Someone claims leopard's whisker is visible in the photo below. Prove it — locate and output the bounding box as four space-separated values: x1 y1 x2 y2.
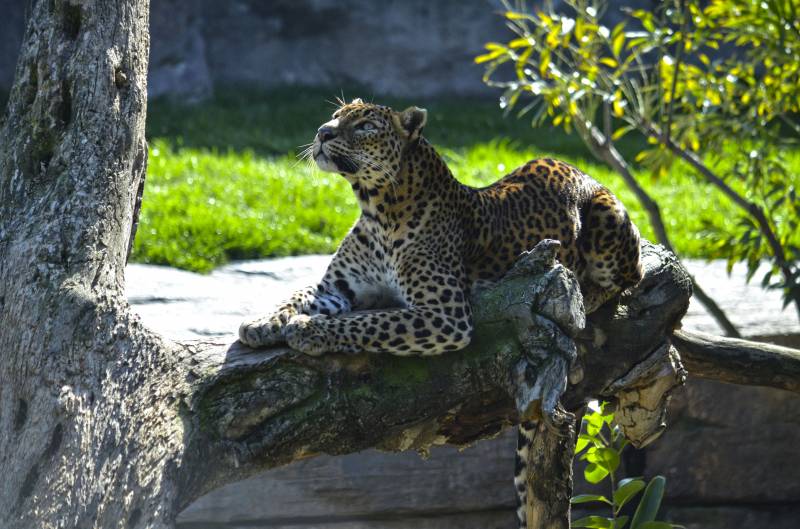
292 146 317 169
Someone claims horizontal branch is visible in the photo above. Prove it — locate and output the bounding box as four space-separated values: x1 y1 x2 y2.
672 329 800 394
176 241 584 510
173 241 694 510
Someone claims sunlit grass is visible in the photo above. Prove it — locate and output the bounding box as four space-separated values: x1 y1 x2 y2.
132 87 798 272
134 141 358 272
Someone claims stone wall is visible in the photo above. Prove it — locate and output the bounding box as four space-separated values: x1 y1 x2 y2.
1 0 658 101
0 0 25 92
1 0 515 100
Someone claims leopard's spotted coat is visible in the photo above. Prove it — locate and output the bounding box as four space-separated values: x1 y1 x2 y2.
239 99 643 528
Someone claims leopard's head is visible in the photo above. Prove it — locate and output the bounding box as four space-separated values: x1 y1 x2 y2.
312 98 427 188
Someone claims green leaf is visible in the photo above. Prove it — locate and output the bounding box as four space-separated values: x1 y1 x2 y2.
573 515 614 528
614 516 630 529
475 49 506 64
594 447 621 473
600 406 615 425
572 494 612 505
613 479 646 512
584 462 610 484
509 37 531 49
586 420 601 436
618 477 645 487
626 37 648 50
540 49 551 77
630 476 666 529
585 409 606 433
612 125 631 140
505 10 530 20
612 31 625 58
575 434 591 454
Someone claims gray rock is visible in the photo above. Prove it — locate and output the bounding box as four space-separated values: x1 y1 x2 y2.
0 0 25 91
126 255 330 340
681 259 800 339
148 0 212 101
198 0 510 98
638 378 800 503
178 437 517 527
661 505 800 529
0 0 511 99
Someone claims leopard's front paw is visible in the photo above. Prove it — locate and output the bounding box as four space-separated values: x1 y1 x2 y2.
285 314 332 356
238 311 293 348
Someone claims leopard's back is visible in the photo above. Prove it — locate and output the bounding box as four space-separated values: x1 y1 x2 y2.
460 157 641 309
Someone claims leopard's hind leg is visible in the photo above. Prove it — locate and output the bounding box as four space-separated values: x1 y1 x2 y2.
578 188 643 313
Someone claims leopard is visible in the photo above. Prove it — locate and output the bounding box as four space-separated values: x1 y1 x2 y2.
238 98 643 528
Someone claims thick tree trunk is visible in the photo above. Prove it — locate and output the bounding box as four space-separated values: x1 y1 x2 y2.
0 0 165 526
1 2 798 529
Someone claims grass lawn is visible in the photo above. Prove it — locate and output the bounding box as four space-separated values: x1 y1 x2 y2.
127 87 797 272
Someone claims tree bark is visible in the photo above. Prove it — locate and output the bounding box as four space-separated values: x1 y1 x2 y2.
672 329 800 394
1 2 798 529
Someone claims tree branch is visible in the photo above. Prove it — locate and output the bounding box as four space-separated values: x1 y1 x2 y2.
169 241 695 514
639 120 799 320
176 240 585 510
672 329 800 394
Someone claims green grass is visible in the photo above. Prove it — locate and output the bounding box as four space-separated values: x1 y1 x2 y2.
135 142 358 271
130 87 798 272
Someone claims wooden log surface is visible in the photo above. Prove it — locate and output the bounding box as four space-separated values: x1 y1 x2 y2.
672 329 800 394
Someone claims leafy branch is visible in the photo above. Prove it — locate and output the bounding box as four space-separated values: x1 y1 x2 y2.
571 404 682 529
478 0 800 322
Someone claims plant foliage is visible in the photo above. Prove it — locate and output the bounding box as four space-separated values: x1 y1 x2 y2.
477 0 800 318
572 404 681 529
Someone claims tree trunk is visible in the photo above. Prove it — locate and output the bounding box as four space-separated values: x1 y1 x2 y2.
1 3 798 529
0 0 165 526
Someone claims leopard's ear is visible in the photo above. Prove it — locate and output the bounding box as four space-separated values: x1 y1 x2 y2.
393 106 428 141
351 97 364 105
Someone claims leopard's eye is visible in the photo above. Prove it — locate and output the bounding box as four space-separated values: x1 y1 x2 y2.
356 121 376 132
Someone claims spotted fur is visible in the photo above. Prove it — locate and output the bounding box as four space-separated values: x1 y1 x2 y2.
239 99 643 525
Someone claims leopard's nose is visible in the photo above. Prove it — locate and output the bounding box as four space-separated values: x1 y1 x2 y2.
317 126 337 143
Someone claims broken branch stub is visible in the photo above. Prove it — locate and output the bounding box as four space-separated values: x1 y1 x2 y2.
505 240 584 529
607 343 687 448
496 239 585 425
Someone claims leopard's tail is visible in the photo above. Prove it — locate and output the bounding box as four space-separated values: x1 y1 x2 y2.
515 421 536 528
